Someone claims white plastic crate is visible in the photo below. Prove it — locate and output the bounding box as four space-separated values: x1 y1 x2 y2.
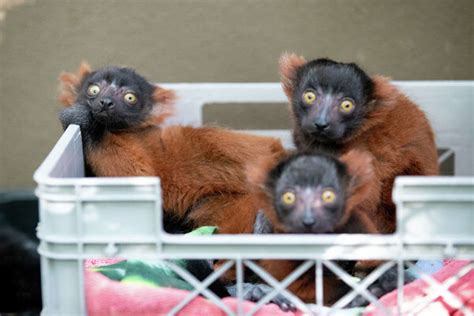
34 82 474 316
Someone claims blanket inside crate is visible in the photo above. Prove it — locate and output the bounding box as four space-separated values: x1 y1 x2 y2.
83 227 473 315
84 226 308 316
364 259 473 316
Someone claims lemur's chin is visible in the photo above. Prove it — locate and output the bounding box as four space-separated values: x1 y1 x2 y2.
309 130 342 143
92 111 110 122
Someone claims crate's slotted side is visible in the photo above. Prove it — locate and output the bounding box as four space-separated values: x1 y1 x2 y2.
35 126 82 314
35 126 165 315
394 177 474 241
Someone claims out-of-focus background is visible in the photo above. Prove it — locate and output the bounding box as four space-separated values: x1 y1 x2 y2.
0 0 473 189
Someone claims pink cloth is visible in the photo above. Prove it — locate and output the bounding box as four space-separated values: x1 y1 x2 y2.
364 260 474 316
85 259 302 316
85 258 123 268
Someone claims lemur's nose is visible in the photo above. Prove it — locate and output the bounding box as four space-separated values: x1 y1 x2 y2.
99 98 114 109
303 216 316 227
314 121 329 131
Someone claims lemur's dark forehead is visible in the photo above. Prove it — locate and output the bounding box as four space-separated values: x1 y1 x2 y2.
85 67 152 91
296 60 372 102
277 155 347 189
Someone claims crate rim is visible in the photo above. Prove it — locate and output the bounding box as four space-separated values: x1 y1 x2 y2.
394 176 474 186
160 81 474 89
33 125 161 188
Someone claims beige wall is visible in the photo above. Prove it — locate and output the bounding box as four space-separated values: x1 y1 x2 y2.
0 0 472 188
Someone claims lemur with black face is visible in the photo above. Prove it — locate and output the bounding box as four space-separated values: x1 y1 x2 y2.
60 64 173 146
279 54 438 234
260 151 377 235
59 63 286 235
252 151 412 307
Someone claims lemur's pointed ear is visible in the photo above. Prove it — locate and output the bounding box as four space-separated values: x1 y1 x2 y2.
58 61 92 107
148 85 177 125
279 53 306 98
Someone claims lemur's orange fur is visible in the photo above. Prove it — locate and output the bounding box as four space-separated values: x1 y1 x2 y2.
58 62 92 106
59 64 286 233
86 126 285 232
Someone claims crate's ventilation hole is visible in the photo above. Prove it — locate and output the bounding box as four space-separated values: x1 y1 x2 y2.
104 243 119 257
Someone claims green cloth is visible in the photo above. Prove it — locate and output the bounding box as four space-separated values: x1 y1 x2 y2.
92 226 217 290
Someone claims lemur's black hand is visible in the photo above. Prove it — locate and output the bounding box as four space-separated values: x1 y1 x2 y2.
253 210 273 234
59 104 92 131
226 283 297 312
347 266 416 307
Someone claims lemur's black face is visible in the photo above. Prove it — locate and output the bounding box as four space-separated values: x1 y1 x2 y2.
76 67 155 130
292 59 374 143
266 154 349 234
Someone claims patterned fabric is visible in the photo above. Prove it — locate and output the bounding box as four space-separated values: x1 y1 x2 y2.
364 260 473 315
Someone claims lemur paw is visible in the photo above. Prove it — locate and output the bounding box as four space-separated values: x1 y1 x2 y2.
59 104 92 131
227 283 297 312
346 267 415 308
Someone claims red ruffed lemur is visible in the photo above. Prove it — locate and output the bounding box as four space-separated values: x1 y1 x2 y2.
248 150 381 307
279 53 439 234
58 63 302 308
251 150 417 307
58 63 286 234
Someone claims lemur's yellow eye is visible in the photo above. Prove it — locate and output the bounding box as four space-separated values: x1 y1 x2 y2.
321 190 336 204
340 99 355 113
281 192 296 205
303 90 317 105
87 84 100 96
124 93 138 105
